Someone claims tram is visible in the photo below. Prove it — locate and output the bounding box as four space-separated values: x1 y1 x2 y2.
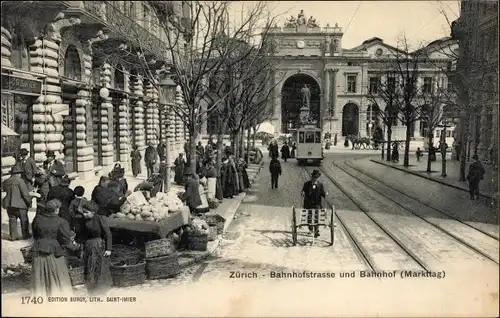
290 127 324 165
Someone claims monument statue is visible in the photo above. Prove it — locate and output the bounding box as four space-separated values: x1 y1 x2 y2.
331 39 339 53
284 15 296 28
301 84 311 109
297 10 306 26
307 16 319 28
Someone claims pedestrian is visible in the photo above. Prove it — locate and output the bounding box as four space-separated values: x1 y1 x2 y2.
68 186 87 233
179 166 202 215
416 147 423 162
301 169 326 238
269 156 282 189
130 144 142 177
174 153 186 185
108 163 128 197
31 199 78 297
18 148 37 191
144 142 158 179
34 167 50 202
391 142 399 163
281 142 290 162
91 176 127 216
47 175 75 225
290 142 297 158
467 154 486 200
196 141 205 159
157 139 168 162
74 199 112 296
43 150 66 188
2 165 34 240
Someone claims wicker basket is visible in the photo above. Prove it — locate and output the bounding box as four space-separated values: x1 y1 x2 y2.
69 266 85 286
204 214 225 235
146 254 180 280
110 261 146 288
207 225 217 241
111 244 144 266
145 238 176 259
187 233 208 251
20 246 33 264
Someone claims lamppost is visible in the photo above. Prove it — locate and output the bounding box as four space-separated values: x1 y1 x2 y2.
158 76 177 193
441 117 449 177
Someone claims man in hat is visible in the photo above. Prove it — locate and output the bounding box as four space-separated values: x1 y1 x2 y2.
2 165 34 240
47 175 75 224
467 154 486 200
179 166 201 214
301 169 326 238
145 141 158 178
18 148 37 191
43 150 66 188
157 139 168 162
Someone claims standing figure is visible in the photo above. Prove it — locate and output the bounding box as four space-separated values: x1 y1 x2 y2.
43 150 66 188
74 200 112 296
281 142 290 162
130 145 142 177
391 142 399 163
269 140 279 159
290 142 297 158
144 142 158 179
179 166 202 215
174 153 186 185
301 84 311 109
416 147 423 162
269 157 282 189
297 10 306 25
196 141 205 159
108 163 128 197
301 169 326 238
18 148 37 191
467 154 486 200
157 139 168 162
31 199 78 297
2 165 33 240
47 175 75 225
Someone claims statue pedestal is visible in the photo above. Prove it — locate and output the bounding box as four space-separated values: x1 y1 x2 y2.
297 25 307 32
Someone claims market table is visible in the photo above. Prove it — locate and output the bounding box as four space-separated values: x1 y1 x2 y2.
106 208 190 239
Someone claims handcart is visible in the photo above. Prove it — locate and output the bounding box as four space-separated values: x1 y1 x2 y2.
291 204 335 246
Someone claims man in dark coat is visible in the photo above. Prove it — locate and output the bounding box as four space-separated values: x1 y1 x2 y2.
179 166 202 214
157 139 168 161
2 165 33 240
18 148 37 191
144 142 158 178
269 156 282 189
174 153 186 185
281 142 290 162
92 176 126 216
47 175 75 224
43 150 66 188
467 154 486 200
196 141 205 159
301 169 326 238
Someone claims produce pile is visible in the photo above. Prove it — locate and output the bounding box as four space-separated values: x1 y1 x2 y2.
111 191 185 222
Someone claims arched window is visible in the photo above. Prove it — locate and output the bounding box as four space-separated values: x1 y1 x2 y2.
10 32 30 71
64 45 81 80
115 65 125 91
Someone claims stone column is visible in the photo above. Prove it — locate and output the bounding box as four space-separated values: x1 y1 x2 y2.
324 69 330 117
1 27 12 67
99 63 114 166
132 75 145 150
152 86 160 142
331 69 338 118
118 97 130 164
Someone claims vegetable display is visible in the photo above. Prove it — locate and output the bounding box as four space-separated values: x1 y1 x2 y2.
111 192 185 222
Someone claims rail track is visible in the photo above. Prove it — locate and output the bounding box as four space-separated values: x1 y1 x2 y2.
332 160 499 265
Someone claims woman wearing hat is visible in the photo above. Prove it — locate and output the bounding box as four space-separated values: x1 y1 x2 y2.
31 199 79 297
47 175 75 225
2 165 34 240
179 166 202 215
301 169 326 238
74 199 112 295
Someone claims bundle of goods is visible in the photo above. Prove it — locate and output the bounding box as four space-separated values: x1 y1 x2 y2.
203 214 226 235
20 245 33 263
186 219 209 251
207 198 220 210
111 191 185 222
110 261 147 288
145 238 180 280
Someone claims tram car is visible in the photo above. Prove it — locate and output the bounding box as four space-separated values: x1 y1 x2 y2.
291 127 324 165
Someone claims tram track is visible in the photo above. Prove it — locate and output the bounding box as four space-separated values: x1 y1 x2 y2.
338 159 499 265
302 166 424 272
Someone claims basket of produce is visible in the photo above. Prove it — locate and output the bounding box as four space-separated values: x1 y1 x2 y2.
145 238 176 259
207 225 218 241
111 244 144 265
203 214 225 234
145 253 180 280
110 261 147 287
20 246 33 264
207 198 219 210
187 219 209 251
68 266 85 286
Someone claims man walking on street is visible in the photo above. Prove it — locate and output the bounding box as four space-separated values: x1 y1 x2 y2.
269 156 282 189
2 165 34 240
18 148 37 191
467 154 486 200
301 169 326 238
145 142 158 178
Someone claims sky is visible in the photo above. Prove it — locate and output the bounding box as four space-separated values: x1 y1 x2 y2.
229 1 460 49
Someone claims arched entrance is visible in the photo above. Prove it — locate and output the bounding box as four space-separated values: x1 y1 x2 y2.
281 74 320 133
342 103 359 136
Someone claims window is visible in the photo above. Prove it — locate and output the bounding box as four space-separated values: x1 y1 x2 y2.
299 132 305 143
143 4 151 29
10 33 30 71
315 132 321 143
423 77 432 93
64 45 82 81
347 75 357 93
369 77 378 94
387 76 396 92
305 132 315 143
447 76 454 92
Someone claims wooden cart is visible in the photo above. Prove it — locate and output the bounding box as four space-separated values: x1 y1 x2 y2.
291 205 335 246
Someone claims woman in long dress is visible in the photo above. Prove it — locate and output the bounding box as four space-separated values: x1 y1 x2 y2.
130 145 142 177
31 199 78 297
75 200 113 295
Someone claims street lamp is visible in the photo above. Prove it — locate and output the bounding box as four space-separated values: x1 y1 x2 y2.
158 76 177 193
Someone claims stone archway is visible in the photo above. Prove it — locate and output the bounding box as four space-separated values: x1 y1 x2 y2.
281 73 321 133
342 103 359 136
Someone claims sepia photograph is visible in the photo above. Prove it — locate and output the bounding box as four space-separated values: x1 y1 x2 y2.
1 0 498 316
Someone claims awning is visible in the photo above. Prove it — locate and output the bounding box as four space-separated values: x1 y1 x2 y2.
1 124 19 137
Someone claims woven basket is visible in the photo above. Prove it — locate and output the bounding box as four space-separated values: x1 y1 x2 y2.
146 254 180 280
110 261 146 288
145 238 176 259
187 234 208 251
69 266 85 286
208 225 217 241
204 214 225 235
20 246 33 264
111 244 144 266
